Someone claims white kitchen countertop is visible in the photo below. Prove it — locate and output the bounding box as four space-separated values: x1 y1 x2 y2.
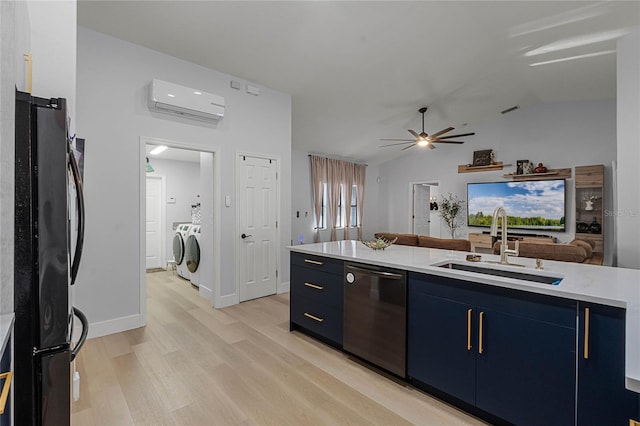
289 241 640 392
0 313 14 355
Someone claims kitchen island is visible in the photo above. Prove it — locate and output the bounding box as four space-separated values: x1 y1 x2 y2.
289 241 640 425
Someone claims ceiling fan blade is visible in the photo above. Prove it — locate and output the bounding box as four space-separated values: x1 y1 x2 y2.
401 144 417 151
380 141 415 147
408 129 420 138
428 127 455 138
429 144 437 150
436 132 476 140
380 138 414 142
431 140 465 144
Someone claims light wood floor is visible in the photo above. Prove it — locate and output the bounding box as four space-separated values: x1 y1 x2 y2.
71 271 486 426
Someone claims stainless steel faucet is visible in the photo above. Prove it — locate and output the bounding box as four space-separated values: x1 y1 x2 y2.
490 206 519 265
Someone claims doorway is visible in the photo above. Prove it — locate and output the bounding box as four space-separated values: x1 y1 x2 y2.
139 136 220 326
411 182 440 237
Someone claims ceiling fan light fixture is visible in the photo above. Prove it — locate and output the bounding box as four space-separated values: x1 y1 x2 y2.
417 139 429 147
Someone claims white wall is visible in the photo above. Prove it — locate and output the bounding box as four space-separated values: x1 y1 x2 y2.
26 0 76 134
290 149 380 245
377 100 617 255
0 0 17 313
616 29 640 269
76 27 291 336
146 157 201 261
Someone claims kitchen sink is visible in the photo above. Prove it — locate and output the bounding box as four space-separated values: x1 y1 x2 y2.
435 261 563 285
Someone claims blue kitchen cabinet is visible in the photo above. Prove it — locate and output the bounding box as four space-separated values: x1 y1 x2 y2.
408 284 477 406
408 273 576 425
290 252 344 347
577 302 640 425
475 299 576 425
0 337 10 426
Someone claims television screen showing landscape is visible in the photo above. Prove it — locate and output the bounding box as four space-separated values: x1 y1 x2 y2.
467 179 566 231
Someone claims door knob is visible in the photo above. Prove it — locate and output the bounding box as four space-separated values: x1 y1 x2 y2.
241 233 252 239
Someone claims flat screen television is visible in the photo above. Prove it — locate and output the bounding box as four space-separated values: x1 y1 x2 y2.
467 179 566 232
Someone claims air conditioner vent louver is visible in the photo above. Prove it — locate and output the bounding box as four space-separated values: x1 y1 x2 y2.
148 79 225 123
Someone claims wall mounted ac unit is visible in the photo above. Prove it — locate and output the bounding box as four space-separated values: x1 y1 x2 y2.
148 79 225 123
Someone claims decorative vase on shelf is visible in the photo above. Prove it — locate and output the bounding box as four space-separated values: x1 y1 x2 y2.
584 200 594 211
589 217 601 234
534 163 547 173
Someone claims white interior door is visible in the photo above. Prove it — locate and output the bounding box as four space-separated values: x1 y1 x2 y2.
413 184 431 235
238 156 278 302
146 176 163 269
428 184 441 238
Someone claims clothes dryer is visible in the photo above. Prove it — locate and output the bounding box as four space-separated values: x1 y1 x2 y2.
185 225 201 287
173 223 193 280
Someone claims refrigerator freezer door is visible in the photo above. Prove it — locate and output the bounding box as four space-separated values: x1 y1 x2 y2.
37 348 70 426
35 99 70 350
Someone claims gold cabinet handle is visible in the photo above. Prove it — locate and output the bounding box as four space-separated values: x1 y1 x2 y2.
584 307 590 360
304 312 324 323
467 309 473 351
304 282 324 290
304 259 323 265
0 371 13 414
478 311 485 354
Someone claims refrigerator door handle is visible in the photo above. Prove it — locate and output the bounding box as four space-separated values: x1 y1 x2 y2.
69 143 85 286
70 307 88 361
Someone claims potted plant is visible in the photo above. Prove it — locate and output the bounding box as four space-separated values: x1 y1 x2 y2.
439 193 465 239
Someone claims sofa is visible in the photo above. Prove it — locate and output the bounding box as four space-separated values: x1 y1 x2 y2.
374 232 600 265
492 238 601 265
374 233 471 252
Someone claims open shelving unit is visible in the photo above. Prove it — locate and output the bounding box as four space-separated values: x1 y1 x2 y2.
575 165 604 263
502 168 572 181
458 162 509 173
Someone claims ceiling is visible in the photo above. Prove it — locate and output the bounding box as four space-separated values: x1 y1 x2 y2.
78 1 640 165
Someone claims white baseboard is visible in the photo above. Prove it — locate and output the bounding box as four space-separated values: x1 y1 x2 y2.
277 281 290 294
85 314 143 339
199 285 213 301
215 293 239 309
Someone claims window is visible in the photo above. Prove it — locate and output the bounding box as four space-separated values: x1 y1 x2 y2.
318 184 358 229
350 185 358 227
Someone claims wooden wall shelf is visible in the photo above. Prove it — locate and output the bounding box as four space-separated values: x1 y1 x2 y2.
502 168 572 181
458 162 508 173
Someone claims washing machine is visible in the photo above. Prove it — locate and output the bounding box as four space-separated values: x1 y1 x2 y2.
184 225 201 287
173 223 193 280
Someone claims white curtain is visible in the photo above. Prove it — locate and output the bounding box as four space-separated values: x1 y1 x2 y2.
310 155 367 242
327 158 343 241
310 155 327 243
342 162 355 240
354 164 366 240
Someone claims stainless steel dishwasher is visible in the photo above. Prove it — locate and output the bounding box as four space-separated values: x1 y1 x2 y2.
343 262 407 377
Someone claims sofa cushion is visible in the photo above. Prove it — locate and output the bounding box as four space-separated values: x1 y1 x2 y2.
569 239 594 259
493 241 588 263
418 236 471 252
374 233 419 246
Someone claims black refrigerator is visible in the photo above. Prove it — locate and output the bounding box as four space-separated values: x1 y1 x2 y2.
14 91 88 426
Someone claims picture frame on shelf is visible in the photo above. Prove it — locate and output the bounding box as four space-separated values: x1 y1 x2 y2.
516 159 529 175
472 149 494 166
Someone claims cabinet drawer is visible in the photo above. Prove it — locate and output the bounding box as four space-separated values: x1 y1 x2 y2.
291 265 343 308
291 252 343 276
291 294 343 345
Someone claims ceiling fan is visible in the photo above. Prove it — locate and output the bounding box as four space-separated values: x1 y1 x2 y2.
380 107 475 150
